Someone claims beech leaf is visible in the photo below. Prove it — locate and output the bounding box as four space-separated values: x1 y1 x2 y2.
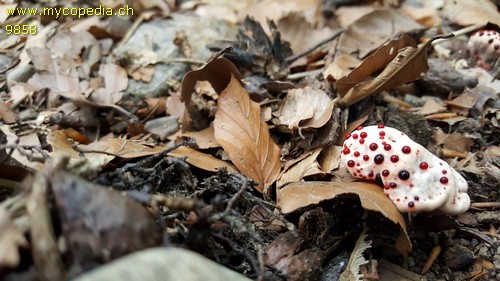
277 181 411 256
336 34 451 107
214 75 281 193
168 146 237 173
337 9 423 59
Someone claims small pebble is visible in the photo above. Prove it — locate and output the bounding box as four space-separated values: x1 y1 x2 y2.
444 245 476 270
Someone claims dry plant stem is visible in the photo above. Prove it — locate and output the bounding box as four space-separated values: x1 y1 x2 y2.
471 202 500 209
0 144 50 164
421 245 441 274
150 194 202 212
286 29 345 64
72 145 123 158
431 23 487 46
470 271 489 281
425 112 458 119
287 69 323 80
440 148 468 159
460 227 498 247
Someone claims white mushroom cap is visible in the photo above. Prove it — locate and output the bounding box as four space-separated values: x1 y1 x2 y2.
467 30 500 69
340 125 470 215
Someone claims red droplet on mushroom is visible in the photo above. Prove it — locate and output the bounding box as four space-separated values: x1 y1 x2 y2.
402 146 411 154
363 155 370 161
379 131 385 137
357 126 363 130
345 133 351 140
353 134 358 140
414 196 419 201
354 151 360 157
369 143 378 151
390 155 399 163
353 172 357 176
420 162 429 170
384 144 391 151
442 170 447 174
377 124 384 128
382 170 390 177
408 201 415 208
389 182 397 188
360 132 368 138
374 154 384 164
440 177 448 184
359 139 365 144
347 160 355 167
410 183 414 188
368 171 374 177
343 147 350 155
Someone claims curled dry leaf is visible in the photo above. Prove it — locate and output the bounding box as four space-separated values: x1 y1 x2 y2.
168 146 236 173
180 58 242 131
337 9 423 59
279 87 334 131
214 75 281 193
336 34 449 108
323 54 362 82
181 126 220 149
277 181 411 256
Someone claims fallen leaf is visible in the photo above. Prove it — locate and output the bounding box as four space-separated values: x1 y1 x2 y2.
337 9 423 59
180 58 243 131
214 75 281 193
401 4 442 27
277 181 411 256
336 34 446 107
277 12 334 54
336 34 417 97
277 148 324 187
418 99 446 115
442 0 500 26
0 101 17 124
279 86 334 131
446 90 480 109
181 126 220 149
0 207 28 268
90 63 128 105
323 54 362 81
339 229 371 281
318 145 342 173
334 4 378 28
168 146 237 173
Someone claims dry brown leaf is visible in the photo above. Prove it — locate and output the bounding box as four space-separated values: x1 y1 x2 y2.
334 4 378 28
277 148 323 187
180 58 242 131
277 181 411 256
336 35 417 96
418 99 446 115
336 35 446 107
0 101 16 124
279 87 334 131
0 207 28 268
318 145 342 173
337 9 422 59
277 12 334 54
442 0 500 26
86 138 165 159
90 63 127 105
323 54 362 81
168 146 236 173
400 5 442 27
181 126 220 149
446 90 480 109
214 75 281 193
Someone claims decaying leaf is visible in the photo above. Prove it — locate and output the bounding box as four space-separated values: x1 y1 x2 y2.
337 9 423 59
323 54 362 82
277 148 324 187
339 229 371 281
442 0 500 26
214 75 281 193
277 181 411 256
180 58 243 131
0 207 28 268
279 86 334 132
336 34 450 108
168 146 237 173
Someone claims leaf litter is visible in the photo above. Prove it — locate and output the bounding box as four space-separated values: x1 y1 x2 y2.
0 0 499 281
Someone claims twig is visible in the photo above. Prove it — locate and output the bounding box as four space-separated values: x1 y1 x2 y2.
287 69 323 80
432 23 487 46
72 145 122 158
0 144 50 164
286 29 345 64
471 202 500 209
222 174 248 216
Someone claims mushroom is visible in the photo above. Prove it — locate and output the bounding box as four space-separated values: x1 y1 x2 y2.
467 30 500 70
340 124 470 215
